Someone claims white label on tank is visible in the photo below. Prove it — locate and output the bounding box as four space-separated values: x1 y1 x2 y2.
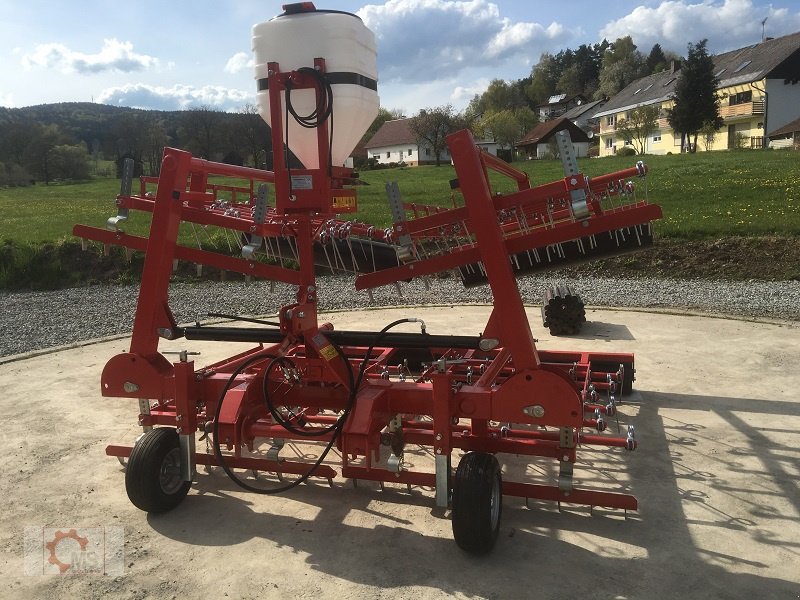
291 175 313 190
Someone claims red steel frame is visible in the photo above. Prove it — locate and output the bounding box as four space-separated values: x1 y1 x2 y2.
75 59 662 513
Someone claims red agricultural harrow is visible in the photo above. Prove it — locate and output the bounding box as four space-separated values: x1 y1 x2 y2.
74 4 662 554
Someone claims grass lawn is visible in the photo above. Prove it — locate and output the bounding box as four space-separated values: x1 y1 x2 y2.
0 149 798 246
356 150 800 238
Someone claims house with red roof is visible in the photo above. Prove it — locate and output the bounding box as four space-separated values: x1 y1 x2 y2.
516 117 590 159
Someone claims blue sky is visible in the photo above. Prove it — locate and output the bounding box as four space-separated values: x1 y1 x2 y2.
1 0 799 114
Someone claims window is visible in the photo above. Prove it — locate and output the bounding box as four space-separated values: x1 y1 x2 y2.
408 148 413 155
733 60 752 74
653 132 662 143
624 138 632 146
664 77 677 87
634 88 642 95
644 83 654 92
729 90 753 106
715 68 727 77
426 148 431 156
605 137 614 149
606 115 616 126
386 151 391 158
399 150 403 158
674 133 683 146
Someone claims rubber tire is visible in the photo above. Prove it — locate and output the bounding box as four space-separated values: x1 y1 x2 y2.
125 428 190 513
452 452 502 555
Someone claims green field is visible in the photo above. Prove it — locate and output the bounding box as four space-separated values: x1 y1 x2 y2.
353 150 800 239
1 149 797 246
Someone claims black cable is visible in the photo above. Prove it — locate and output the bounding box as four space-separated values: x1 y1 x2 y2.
212 318 420 494
284 66 335 188
285 67 333 129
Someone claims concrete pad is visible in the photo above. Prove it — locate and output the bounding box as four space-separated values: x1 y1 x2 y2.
1 306 799 599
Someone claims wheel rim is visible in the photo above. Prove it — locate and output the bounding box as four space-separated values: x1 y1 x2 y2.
159 448 184 495
489 473 501 529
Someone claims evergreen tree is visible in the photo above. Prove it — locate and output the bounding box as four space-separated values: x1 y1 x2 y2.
667 39 722 153
646 43 667 73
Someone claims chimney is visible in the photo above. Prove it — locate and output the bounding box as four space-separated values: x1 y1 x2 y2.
670 60 681 73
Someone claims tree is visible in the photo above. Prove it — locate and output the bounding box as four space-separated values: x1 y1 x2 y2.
227 103 272 170
142 117 171 176
595 36 645 100
700 120 720 151
646 44 667 73
49 144 91 180
526 53 559 105
361 107 405 145
22 124 69 184
667 39 723 153
615 105 660 155
409 105 463 166
109 113 149 177
556 65 583 97
482 107 537 158
181 106 222 159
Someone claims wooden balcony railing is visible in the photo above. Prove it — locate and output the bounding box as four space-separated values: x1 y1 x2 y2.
719 101 765 119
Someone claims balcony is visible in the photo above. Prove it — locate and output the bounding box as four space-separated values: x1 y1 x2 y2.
719 100 764 119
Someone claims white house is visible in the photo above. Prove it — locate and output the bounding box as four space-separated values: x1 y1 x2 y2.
364 118 498 166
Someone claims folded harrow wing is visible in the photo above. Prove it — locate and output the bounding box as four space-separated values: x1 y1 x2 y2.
73 3 662 555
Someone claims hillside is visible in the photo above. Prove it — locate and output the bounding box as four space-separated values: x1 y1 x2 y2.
0 101 276 187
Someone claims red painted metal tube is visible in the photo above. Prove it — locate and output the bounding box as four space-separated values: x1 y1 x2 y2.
341 466 435 487
105 444 336 479
502 481 638 510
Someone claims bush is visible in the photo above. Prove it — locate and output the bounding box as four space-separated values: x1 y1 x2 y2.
0 162 33 187
359 160 404 171
616 146 637 157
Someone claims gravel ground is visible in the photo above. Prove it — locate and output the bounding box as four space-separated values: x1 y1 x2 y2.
1 275 798 358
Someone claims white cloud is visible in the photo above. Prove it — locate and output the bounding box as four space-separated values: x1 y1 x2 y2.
357 0 574 83
21 38 159 74
450 77 491 103
0 92 14 107
600 0 800 54
96 83 252 111
224 51 253 74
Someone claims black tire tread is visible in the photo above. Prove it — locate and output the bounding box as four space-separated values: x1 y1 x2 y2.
125 428 190 513
452 452 502 554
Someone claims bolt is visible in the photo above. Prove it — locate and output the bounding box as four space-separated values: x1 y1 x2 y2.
570 178 578 185
563 454 569 462
435 433 442 441
176 415 183 422
435 447 442 454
